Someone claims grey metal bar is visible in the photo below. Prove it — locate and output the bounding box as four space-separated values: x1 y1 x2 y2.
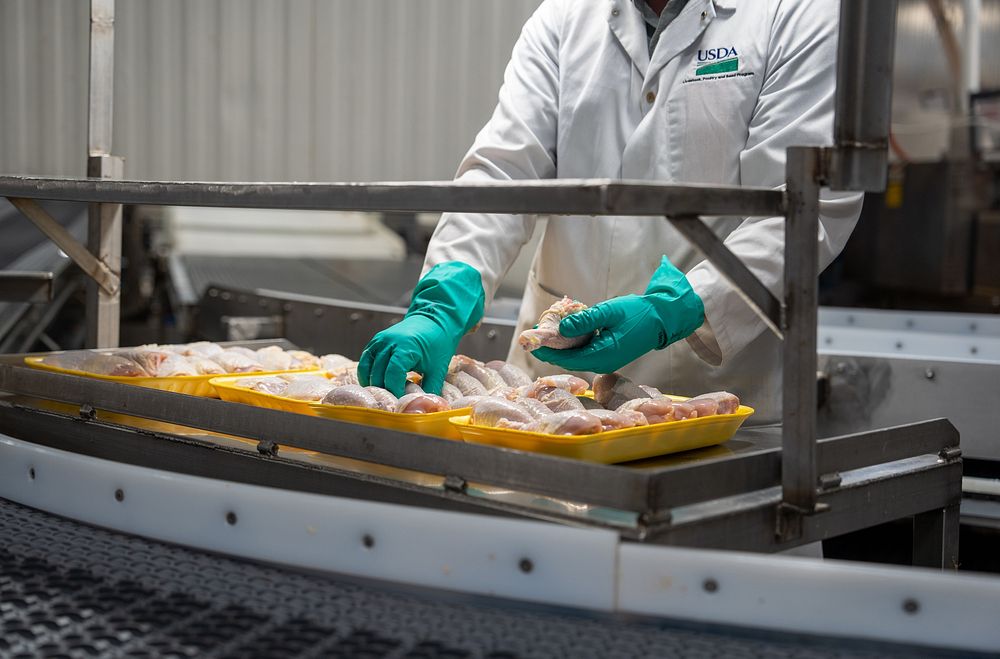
649 457 962 553
778 146 822 540
666 216 782 338
0 364 651 512
7 197 119 295
88 0 115 156
0 272 54 303
829 0 898 192
86 156 124 348
0 177 786 218
912 503 962 569
650 418 958 511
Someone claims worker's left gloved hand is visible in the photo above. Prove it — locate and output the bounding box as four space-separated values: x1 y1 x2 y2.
531 256 704 373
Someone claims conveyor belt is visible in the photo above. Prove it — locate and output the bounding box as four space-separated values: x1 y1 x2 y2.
0 498 974 659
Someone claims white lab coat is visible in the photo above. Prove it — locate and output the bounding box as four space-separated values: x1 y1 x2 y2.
424 0 863 423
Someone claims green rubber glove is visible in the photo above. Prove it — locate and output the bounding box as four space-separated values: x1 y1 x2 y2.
531 256 704 373
359 261 485 397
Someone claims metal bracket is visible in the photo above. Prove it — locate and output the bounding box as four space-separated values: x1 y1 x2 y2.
938 447 962 461
7 197 120 296
0 271 55 303
443 475 468 494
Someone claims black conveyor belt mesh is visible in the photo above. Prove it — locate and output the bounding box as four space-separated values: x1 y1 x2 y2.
0 497 977 659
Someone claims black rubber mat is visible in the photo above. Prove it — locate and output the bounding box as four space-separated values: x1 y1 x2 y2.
0 497 978 658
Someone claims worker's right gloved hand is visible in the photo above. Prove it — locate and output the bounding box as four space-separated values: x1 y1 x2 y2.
359 261 485 397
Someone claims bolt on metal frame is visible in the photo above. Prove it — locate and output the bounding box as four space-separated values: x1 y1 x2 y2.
0 1 919 546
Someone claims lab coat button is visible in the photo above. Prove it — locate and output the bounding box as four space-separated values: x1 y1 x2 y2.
612 8 620 16
645 91 656 104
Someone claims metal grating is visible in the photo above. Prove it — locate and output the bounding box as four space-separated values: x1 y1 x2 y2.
0 497 978 659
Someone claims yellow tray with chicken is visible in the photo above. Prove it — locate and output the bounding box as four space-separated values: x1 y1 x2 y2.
24 354 319 398
449 397 754 464
210 374 330 415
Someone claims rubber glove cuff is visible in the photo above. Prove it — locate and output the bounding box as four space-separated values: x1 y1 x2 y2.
642 255 705 348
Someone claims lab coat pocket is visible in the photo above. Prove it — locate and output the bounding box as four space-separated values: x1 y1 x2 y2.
665 75 757 184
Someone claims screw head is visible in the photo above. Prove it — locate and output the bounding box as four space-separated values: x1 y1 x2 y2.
114 489 124 502
519 558 534 573
924 368 935 380
703 578 719 593
903 598 919 614
313 308 324 317
487 329 497 340
362 534 375 549
226 511 237 525
28 467 35 480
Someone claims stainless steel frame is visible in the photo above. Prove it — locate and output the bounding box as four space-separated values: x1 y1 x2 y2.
0 1 945 561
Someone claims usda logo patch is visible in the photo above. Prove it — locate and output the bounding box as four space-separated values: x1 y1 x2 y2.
695 46 738 76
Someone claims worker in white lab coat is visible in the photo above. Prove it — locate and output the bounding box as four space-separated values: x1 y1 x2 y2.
360 0 863 423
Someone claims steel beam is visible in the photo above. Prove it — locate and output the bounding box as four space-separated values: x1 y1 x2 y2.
86 155 124 348
778 147 823 540
829 0 898 192
666 216 782 338
0 177 786 218
0 272 54 303
912 503 962 569
88 0 115 157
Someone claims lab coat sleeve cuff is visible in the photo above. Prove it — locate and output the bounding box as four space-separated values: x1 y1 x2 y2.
683 266 734 367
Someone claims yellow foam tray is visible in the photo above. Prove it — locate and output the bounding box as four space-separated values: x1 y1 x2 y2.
308 401 469 441
448 402 754 463
211 374 327 415
24 355 318 398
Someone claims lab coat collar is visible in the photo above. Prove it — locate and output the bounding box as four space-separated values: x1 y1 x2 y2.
607 1 651 77
646 0 714 81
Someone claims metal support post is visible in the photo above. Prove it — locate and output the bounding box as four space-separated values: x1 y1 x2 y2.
912 504 961 569
777 146 823 541
829 0 898 192
87 0 122 348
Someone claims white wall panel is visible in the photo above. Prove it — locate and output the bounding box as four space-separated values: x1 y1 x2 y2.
0 0 541 181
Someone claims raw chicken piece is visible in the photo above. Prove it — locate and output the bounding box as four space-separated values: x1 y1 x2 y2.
687 391 741 415
518 296 592 351
395 393 450 414
512 396 553 419
640 385 665 399
320 354 354 372
450 355 506 392
445 371 488 396
520 374 589 398
484 360 532 387
449 395 490 410
439 380 464 402
181 341 224 358
287 350 320 369
236 377 289 396
190 358 225 375
533 385 586 413
470 398 536 428
521 410 603 435
256 346 293 372
615 397 676 424
115 349 172 376
365 386 399 411
321 385 381 408
669 400 698 420
284 376 337 401
75 353 151 377
593 372 650 409
404 381 425 395
588 408 648 430
154 354 198 377
211 351 265 374
327 363 360 386
225 346 260 359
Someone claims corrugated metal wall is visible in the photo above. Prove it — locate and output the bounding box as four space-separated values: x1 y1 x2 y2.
0 0 541 181
1 0 997 180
